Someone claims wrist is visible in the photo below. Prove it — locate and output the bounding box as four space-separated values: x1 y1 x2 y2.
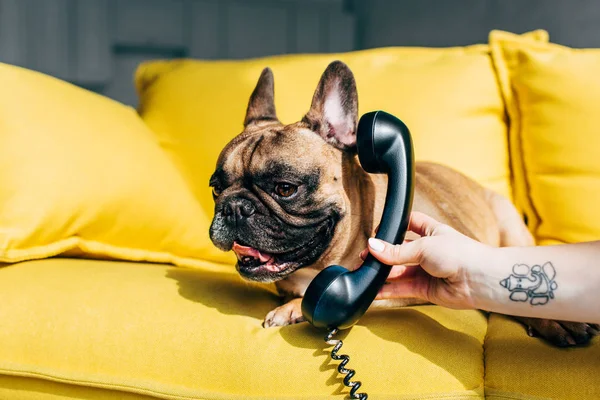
460 241 600 324
467 245 507 313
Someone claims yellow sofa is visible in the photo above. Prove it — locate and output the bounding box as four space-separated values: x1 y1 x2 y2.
1 29 599 400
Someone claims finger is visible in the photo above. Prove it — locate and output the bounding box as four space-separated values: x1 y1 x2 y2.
407 211 445 237
376 281 422 300
360 236 413 261
387 265 423 280
375 272 429 300
387 265 408 279
359 248 368 261
367 237 424 266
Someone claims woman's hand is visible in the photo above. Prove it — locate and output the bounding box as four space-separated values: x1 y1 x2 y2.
359 211 492 310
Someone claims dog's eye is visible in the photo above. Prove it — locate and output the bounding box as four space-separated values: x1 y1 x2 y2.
274 182 297 198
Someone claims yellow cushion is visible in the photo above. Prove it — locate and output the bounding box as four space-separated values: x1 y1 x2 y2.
0 62 226 266
484 314 600 399
490 30 600 245
0 258 487 399
134 33 545 263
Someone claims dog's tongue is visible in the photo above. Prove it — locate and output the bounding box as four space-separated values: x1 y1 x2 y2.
232 242 273 263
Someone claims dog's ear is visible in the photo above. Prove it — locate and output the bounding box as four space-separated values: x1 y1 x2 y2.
302 61 358 151
244 67 279 127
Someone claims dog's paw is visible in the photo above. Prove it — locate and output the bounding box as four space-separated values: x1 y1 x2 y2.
515 317 600 347
263 298 305 328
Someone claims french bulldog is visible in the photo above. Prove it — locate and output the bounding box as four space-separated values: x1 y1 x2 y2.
209 60 599 347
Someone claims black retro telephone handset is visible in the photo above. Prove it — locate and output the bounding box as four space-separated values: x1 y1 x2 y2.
301 111 415 400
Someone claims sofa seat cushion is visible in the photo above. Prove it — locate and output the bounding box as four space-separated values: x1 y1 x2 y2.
0 258 487 399
484 314 600 399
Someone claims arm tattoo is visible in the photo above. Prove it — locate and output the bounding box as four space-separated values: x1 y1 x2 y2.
499 262 558 305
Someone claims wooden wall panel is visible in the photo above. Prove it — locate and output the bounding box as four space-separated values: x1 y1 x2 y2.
25 0 71 80
102 53 162 107
114 0 186 49
360 0 600 49
225 2 290 59
73 0 112 85
327 9 355 53
295 8 322 53
188 0 221 59
0 0 355 106
0 0 28 66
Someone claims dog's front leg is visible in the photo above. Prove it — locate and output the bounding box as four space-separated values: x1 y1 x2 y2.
263 296 305 328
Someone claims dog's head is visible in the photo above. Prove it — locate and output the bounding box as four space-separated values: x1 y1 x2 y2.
209 61 360 283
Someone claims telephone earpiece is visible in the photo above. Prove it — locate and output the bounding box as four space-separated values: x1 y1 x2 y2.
301 110 415 330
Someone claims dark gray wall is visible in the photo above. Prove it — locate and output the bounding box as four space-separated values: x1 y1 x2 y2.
2 0 600 107
358 0 600 49
0 0 354 106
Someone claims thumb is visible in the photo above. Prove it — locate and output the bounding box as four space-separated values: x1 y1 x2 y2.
367 237 423 266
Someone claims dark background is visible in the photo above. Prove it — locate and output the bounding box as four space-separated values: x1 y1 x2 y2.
1 0 597 106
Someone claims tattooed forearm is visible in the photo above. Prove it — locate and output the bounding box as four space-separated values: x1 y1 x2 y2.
499 262 558 305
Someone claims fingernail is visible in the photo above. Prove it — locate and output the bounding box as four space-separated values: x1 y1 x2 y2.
368 238 385 252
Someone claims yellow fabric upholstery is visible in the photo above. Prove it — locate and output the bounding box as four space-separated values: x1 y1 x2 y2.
0 258 487 399
133 37 543 264
484 314 600 399
3 30 598 400
490 30 600 245
0 62 224 266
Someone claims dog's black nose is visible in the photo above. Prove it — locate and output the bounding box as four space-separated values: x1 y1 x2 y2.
223 198 255 224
